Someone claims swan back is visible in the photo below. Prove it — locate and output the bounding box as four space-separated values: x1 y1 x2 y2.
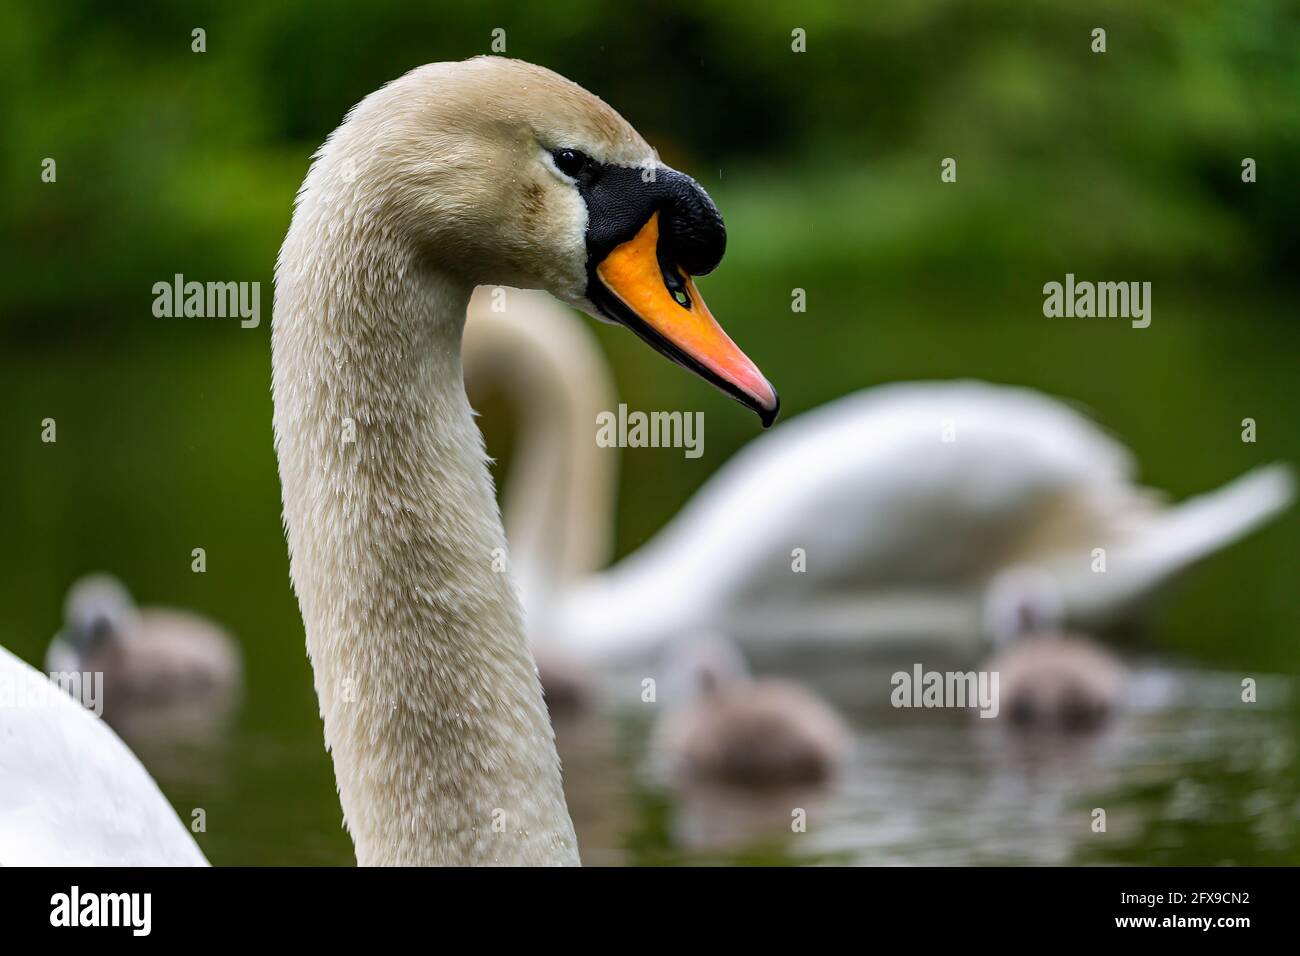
555 381 1150 656
0 646 207 865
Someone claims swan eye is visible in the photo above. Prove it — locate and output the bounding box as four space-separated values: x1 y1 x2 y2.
553 148 589 178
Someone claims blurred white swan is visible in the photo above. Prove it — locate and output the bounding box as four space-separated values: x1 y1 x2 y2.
462 287 619 643
465 293 1295 666
0 646 207 865
0 576 237 865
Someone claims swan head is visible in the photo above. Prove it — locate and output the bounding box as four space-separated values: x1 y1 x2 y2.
316 57 779 425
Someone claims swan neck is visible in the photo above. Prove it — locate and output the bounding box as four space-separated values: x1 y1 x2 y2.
272 190 578 865
464 292 619 625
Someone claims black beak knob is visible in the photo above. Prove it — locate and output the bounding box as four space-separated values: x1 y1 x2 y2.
658 170 727 276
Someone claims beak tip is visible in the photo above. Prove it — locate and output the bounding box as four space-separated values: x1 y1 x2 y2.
757 388 780 429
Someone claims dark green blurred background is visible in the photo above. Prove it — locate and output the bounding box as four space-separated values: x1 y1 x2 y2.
1 1 1296 864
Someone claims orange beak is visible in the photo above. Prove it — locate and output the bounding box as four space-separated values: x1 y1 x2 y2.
593 213 780 427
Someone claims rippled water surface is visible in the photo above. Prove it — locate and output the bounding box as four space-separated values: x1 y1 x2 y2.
134 655 1298 866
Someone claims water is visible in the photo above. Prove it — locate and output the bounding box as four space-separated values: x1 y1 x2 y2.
1 304 1294 866
128 656 1297 866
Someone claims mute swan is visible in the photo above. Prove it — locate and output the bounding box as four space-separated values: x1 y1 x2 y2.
270 58 775 866
462 293 1294 665
46 574 242 717
652 637 849 787
0 57 775 867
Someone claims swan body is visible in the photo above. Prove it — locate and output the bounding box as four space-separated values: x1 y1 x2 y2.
558 386 1292 660
464 293 1294 666
271 58 773 865
0 645 207 866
